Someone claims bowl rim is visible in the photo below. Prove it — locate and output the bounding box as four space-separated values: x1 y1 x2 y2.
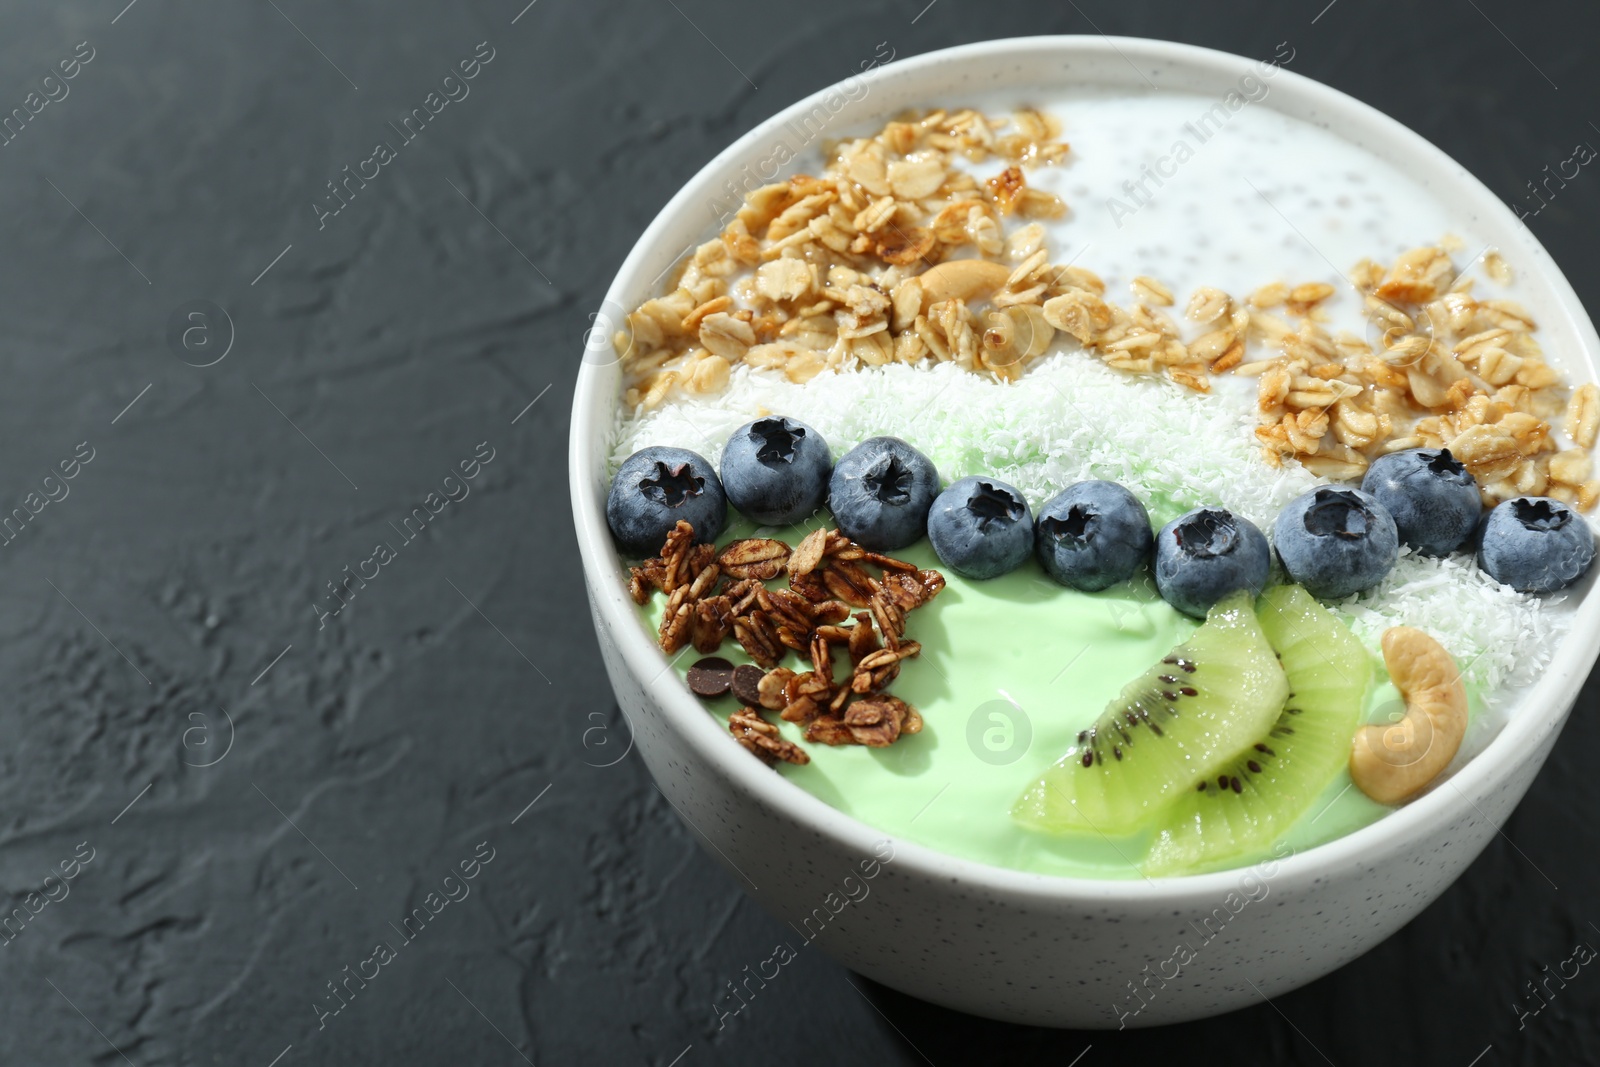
570 34 1600 902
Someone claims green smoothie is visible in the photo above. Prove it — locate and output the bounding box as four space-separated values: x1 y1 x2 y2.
643 521 1448 879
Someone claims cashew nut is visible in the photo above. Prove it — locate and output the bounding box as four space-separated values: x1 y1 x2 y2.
1349 626 1467 805
917 258 1011 311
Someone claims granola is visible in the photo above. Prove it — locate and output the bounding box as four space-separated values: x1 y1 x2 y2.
628 520 944 766
610 97 1224 402
729 706 810 766
614 107 1104 405
717 537 791 580
1238 243 1597 509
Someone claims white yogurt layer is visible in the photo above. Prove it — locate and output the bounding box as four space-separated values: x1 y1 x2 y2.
1012 85 1475 306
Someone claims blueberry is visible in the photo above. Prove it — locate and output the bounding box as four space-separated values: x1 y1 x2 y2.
1154 507 1270 618
927 476 1034 579
1361 448 1481 556
1273 487 1399 599
1477 496 1595 593
606 446 726 557
720 416 832 526
827 436 939 551
1035 480 1153 591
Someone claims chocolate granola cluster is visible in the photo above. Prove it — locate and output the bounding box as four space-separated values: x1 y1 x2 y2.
629 521 943 764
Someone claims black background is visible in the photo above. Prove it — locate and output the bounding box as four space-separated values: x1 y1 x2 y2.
2 1 1598 1064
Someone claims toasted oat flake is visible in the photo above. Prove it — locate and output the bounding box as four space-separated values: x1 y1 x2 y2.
1289 281 1336 306
1186 286 1231 324
718 538 791 580
1485 250 1513 285
730 707 810 766
1568 384 1600 449
1131 275 1174 306
756 258 813 302
1249 281 1290 308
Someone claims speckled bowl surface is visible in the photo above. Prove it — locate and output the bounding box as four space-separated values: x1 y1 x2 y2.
569 37 1600 1027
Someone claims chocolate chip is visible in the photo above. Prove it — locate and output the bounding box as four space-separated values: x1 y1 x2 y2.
730 663 766 706
687 656 735 698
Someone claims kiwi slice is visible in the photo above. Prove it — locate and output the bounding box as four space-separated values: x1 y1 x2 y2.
1013 592 1288 837
1141 584 1372 876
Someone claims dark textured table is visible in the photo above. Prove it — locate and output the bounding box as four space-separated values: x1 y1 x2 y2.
3 1 1597 1063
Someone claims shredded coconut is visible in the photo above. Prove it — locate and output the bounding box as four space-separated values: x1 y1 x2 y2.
1336 549 1561 695
613 353 1318 528
611 351 1569 702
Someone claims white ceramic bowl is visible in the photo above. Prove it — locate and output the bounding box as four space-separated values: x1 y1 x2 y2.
570 37 1600 1027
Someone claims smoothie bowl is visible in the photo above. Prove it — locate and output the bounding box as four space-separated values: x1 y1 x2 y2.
569 37 1600 1026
